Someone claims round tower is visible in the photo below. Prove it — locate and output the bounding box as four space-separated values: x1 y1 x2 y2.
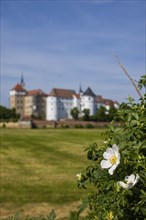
81 87 96 116
46 89 58 121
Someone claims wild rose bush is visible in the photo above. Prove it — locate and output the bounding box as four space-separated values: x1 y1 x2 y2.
77 75 146 220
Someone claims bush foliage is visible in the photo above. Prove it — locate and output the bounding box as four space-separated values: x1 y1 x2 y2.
77 75 146 219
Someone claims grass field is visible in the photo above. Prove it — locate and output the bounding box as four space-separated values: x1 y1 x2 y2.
0 128 106 219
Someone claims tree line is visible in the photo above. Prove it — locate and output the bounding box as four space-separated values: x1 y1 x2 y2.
0 105 20 122
0 105 118 122
71 106 119 122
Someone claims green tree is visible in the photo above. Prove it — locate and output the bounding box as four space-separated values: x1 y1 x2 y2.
0 105 9 120
71 107 80 120
95 106 107 121
82 108 90 121
0 105 20 121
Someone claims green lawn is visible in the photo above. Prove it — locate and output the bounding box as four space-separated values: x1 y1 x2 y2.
0 128 106 218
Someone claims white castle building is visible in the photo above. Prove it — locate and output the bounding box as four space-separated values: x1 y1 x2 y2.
10 76 119 121
46 86 118 121
46 87 97 121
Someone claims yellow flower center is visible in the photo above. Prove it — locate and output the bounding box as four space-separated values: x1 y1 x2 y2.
110 155 117 165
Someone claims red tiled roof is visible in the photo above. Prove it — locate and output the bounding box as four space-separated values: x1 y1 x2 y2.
73 93 80 99
27 89 47 96
96 95 103 102
11 84 26 92
103 99 115 106
49 88 76 98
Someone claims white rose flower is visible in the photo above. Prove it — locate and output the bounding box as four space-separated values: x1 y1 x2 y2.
100 144 120 175
118 174 140 190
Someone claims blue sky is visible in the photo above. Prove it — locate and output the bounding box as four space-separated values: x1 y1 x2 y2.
1 0 146 107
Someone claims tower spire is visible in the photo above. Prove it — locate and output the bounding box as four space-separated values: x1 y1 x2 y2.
79 83 83 94
20 73 25 87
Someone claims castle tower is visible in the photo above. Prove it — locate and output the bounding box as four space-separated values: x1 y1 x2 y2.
9 75 26 117
81 87 96 116
46 88 58 121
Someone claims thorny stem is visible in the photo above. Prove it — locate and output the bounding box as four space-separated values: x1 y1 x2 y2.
115 55 143 100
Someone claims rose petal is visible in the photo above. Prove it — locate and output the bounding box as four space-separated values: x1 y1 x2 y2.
100 160 112 168
103 152 111 159
114 151 120 160
118 181 128 189
135 174 140 182
119 174 140 190
108 164 117 175
112 144 119 152
106 148 114 156
125 174 135 183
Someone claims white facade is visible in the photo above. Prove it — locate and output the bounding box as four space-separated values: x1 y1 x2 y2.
46 87 97 121
80 95 96 116
46 97 74 121
46 96 58 121
10 80 119 121
73 95 80 109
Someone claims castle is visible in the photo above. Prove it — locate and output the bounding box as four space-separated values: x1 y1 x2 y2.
9 76 119 121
